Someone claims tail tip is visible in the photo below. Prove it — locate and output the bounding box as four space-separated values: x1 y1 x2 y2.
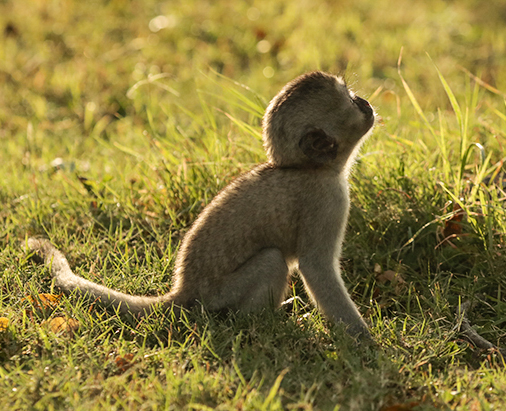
24 237 54 262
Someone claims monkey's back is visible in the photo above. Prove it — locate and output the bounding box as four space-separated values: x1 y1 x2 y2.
171 163 348 300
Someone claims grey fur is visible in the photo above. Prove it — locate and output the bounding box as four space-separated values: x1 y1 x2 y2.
26 71 375 337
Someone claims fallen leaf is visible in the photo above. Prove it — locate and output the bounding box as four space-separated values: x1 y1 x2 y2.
25 293 62 310
443 202 465 238
43 316 80 335
375 269 407 297
377 270 406 285
0 317 9 332
115 353 135 373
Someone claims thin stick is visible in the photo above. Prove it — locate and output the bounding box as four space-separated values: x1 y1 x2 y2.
457 301 506 357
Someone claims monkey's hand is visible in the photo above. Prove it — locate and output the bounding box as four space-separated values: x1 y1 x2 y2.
347 322 373 343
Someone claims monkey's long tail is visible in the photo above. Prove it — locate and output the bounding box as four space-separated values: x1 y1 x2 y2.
25 238 174 316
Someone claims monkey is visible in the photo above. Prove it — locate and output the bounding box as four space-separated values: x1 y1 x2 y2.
26 71 376 338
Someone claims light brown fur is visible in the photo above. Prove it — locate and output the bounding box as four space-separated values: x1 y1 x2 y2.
27 71 375 337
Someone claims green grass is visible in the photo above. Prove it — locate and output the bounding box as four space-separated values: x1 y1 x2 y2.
1 0 506 409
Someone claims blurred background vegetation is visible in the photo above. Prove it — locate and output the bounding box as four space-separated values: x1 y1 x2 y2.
2 0 506 146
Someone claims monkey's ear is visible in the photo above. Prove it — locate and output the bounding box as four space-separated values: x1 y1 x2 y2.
299 129 338 164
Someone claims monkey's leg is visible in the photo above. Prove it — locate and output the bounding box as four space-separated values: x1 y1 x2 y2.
205 247 290 312
298 259 370 338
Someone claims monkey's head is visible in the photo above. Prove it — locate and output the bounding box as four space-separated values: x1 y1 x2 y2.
262 71 375 170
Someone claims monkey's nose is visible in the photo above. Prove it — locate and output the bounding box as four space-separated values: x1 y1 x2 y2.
353 96 373 117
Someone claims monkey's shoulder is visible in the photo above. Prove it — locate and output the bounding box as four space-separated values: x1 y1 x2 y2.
228 163 345 192
209 163 348 220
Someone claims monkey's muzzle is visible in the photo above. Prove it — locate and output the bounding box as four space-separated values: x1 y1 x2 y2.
353 95 375 129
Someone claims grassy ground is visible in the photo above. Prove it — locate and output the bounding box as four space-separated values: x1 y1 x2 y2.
1 0 506 409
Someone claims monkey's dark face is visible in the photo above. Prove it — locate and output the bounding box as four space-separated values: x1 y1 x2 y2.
351 95 375 129
262 71 376 169
331 77 375 141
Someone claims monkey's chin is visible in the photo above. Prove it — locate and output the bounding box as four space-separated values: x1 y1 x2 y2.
361 109 376 137
353 117 375 142
350 122 374 149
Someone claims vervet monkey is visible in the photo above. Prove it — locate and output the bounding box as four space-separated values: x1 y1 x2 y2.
27 71 376 337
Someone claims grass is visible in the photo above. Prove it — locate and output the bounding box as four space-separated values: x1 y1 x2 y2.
1 0 506 409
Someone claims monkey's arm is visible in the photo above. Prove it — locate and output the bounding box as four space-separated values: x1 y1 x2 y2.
295 188 370 338
26 238 168 315
298 255 369 338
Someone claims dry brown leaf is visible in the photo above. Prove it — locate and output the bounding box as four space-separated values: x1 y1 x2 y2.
377 270 406 285
0 317 9 332
443 202 465 238
43 316 80 335
25 293 62 310
115 353 135 373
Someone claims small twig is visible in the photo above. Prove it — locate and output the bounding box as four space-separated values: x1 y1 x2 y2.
281 296 308 312
456 301 506 357
434 233 471 250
